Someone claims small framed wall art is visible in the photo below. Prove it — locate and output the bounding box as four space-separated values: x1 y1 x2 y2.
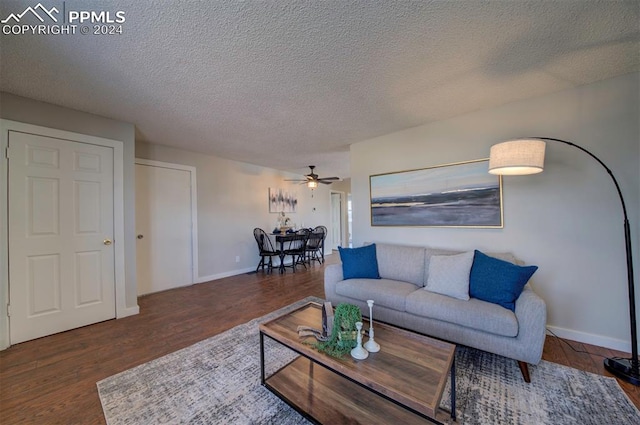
269 188 297 213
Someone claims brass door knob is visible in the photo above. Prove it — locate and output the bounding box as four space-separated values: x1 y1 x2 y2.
103 239 113 246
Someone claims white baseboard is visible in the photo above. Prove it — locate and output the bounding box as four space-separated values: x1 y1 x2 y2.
195 266 257 284
195 255 327 283
0 334 8 351
546 325 634 354
118 305 140 318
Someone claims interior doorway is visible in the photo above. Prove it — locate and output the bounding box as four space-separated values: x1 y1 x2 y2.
330 191 343 250
347 194 353 247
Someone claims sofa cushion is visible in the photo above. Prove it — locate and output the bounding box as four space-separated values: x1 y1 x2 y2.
425 251 474 300
335 278 420 312
405 289 518 337
470 250 538 311
374 243 426 286
424 247 461 284
338 244 381 280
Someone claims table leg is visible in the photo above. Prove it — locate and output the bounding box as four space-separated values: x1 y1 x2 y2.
450 356 456 421
278 239 285 274
260 331 265 385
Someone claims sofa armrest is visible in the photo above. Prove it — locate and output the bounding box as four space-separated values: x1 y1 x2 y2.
324 263 343 300
514 286 547 364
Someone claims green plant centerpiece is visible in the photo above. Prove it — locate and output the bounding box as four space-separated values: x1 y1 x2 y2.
315 303 362 358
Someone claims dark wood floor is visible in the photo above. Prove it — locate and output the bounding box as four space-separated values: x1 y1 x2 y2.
1 254 638 424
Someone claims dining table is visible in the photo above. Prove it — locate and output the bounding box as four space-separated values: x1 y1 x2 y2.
269 232 305 273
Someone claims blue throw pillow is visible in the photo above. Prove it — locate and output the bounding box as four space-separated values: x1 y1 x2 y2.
338 244 381 280
469 250 538 311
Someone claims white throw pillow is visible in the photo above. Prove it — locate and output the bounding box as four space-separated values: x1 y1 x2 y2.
424 251 474 300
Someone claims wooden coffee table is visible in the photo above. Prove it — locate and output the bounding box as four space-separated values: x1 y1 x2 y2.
259 302 456 424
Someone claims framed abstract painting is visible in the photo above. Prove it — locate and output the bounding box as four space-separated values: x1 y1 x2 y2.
369 159 503 228
269 188 298 213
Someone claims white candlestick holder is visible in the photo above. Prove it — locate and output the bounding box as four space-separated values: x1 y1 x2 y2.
350 322 369 360
364 299 380 353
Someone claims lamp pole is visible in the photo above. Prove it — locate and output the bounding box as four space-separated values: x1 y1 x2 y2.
532 137 638 385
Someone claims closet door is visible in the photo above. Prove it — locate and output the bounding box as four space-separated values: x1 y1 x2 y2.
135 160 196 295
8 131 116 344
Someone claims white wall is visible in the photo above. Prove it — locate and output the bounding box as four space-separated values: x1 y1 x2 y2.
135 142 333 281
350 73 640 353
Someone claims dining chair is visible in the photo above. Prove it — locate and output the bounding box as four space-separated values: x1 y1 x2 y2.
253 228 279 273
305 226 326 265
315 225 328 263
282 228 310 272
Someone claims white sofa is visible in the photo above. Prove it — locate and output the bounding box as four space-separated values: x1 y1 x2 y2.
324 242 547 382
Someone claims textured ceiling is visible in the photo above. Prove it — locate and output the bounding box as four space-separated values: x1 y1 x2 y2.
1 1 638 179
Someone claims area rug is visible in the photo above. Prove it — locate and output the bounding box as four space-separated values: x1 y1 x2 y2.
97 296 640 424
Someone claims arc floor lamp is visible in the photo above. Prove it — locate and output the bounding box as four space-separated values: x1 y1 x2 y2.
488 137 638 386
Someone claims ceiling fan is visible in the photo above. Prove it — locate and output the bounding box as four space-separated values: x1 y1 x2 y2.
285 166 339 188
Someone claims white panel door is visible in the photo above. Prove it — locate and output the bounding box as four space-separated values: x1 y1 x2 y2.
8 131 116 344
135 163 194 295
